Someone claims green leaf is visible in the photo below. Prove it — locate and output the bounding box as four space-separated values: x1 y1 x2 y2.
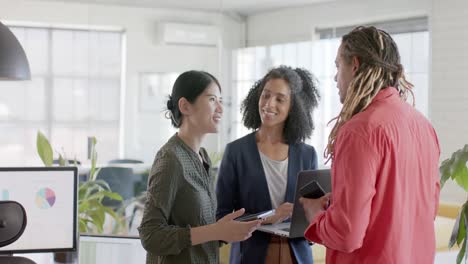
90 168 101 182
457 206 468 263
101 191 123 201
455 166 468 192
79 201 90 214
440 144 468 191
92 179 110 190
457 239 467 264
450 206 465 248
79 219 88 233
78 184 87 201
87 203 105 233
84 190 121 203
36 131 53 166
459 207 467 246
102 206 119 220
440 159 452 188
89 137 98 180
58 153 66 166
79 180 111 201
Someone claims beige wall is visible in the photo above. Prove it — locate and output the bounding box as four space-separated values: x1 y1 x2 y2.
431 0 468 203
246 0 430 46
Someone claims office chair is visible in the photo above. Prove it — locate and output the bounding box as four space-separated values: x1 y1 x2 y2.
96 167 134 208
0 201 37 264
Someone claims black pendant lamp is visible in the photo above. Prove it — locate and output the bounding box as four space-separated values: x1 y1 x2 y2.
0 21 31 80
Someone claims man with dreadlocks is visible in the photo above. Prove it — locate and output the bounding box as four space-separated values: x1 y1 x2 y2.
299 26 440 263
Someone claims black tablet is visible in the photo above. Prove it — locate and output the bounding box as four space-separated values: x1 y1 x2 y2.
235 209 275 221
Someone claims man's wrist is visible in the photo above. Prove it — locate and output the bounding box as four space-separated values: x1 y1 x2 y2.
311 209 326 224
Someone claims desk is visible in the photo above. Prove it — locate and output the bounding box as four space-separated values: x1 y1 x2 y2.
16 235 146 264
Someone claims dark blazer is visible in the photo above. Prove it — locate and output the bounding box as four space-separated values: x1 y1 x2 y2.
216 132 317 264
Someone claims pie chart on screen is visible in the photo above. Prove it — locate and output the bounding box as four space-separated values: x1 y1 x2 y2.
35 187 56 209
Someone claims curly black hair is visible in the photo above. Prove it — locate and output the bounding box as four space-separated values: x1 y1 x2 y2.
241 65 320 144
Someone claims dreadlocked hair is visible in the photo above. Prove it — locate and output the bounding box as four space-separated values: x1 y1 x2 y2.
325 26 414 162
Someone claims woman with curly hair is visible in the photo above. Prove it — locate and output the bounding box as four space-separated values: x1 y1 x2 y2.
216 65 320 264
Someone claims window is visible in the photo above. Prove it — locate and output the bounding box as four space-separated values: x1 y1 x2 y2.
0 26 123 165
231 30 429 167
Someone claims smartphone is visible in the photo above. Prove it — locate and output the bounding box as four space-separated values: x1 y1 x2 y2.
299 180 326 199
235 209 275 222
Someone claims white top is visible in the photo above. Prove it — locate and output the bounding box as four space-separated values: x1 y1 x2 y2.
259 151 289 209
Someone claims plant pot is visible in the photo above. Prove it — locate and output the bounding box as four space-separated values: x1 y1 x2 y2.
54 251 77 264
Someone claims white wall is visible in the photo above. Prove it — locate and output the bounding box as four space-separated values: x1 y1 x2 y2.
431 0 468 203
246 0 430 46
0 0 245 163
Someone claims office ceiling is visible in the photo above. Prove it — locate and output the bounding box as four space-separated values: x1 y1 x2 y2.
29 0 335 15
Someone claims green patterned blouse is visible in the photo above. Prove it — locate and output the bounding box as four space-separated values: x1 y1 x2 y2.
138 134 219 264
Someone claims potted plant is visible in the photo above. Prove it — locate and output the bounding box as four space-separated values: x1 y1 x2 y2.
36 131 124 263
440 144 468 263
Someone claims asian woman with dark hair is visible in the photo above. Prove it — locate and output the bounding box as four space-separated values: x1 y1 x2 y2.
139 70 262 264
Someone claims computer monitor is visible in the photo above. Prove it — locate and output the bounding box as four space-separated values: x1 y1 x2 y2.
0 167 78 253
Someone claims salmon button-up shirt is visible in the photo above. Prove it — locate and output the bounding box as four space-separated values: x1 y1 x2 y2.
305 87 440 264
